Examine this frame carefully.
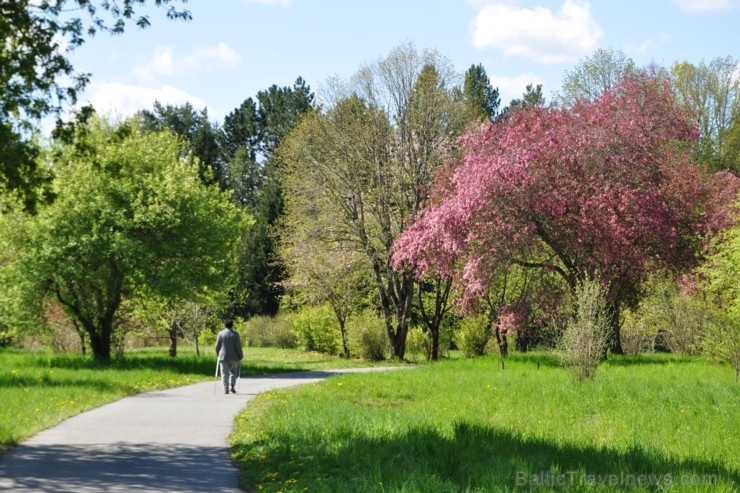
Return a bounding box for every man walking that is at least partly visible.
[215,319,243,394]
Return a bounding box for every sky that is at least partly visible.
[66,0,740,124]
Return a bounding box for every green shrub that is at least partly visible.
[557,277,610,381]
[347,310,388,361]
[244,315,298,348]
[288,304,339,355]
[405,325,429,362]
[455,314,490,358]
[0,325,16,347]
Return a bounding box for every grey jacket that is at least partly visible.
[215,327,243,361]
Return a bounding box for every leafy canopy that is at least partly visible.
[393,71,737,316]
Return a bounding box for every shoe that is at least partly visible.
[224,389,229,394]
[230,387,236,394]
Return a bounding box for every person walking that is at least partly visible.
[215,319,243,394]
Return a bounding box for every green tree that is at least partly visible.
[137,102,222,185]
[226,78,315,317]
[558,48,636,106]
[461,63,501,122]
[280,44,466,359]
[700,208,740,381]
[0,0,190,211]
[671,56,740,173]
[0,118,246,361]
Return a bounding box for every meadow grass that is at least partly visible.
[231,353,740,492]
[0,345,386,454]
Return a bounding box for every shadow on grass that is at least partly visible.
[236,421,738,492]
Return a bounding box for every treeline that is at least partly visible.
[1,0,739,369]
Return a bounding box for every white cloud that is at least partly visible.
[132,43,241,82]
[469,0,603,63]
[82,81,208,118]
[673,0,740,12]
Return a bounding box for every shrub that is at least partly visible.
[244,315,297,348]
[557,276,610,381]
[347,310,387,361]
[455,314,490,358]
[620,309,653,355]
[405,325,429,362]
[288,304,339,355]
[701,308,740,383]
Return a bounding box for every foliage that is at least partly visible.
[0,118,247,361]
[393,70,739,354]
[558,48,636,106]
[243,315,298,349]
[671,56,740,173]
[404,326,429,362]
[137,102,222,185]
[347,310,388,361]
[280,43,469,359]
[461,63,501,122]
[232,354,740,492]
[455,314,490,358]
[287,304,340,355]
[227,79,315,318]
[0,0,190,209]
[557,276,611,381]
[700,211,740,380]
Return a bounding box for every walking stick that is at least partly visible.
[236,361,241,394]
[213,359,220,395]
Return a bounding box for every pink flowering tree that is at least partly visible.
[393,71,739,353]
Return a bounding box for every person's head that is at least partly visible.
[225,319,234,329]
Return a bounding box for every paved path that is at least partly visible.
[0,369,392,492]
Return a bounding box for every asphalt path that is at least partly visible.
[0,368,394,492]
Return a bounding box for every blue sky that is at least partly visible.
[67,0,740,124]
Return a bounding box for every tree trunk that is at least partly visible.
[430,328,440,360]
[608,302,624,355]
[88,324,112,362]
[495,325,508,358]
[168,320,178,358]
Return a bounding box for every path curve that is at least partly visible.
[0,368,394,492]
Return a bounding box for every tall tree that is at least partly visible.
[462,63,501,122]
[0,118,246,361]
[137,102,222,184]
[226,78,315,317]
[671,56,740,173]
[0,0,190,211]
[393,71,739,354]
[280,44,465,359]
[558,48,636,106]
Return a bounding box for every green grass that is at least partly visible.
[231,353,740,492]
[0,345,390,454]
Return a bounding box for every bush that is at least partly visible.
[288,304,340,355]
[405,325,429,362]
[455,314,490,358]
[347,310,388,361]
[620,309,653,355]
[557,276,610,381]
[244,315,297,348]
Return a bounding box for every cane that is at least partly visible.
[213,359,220,395]
[236,361,241,393]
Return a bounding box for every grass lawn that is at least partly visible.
[230,353,740,492]
[0,345,389,454]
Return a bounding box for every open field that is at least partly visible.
[231,353,740,492]
[0,346,392,454]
